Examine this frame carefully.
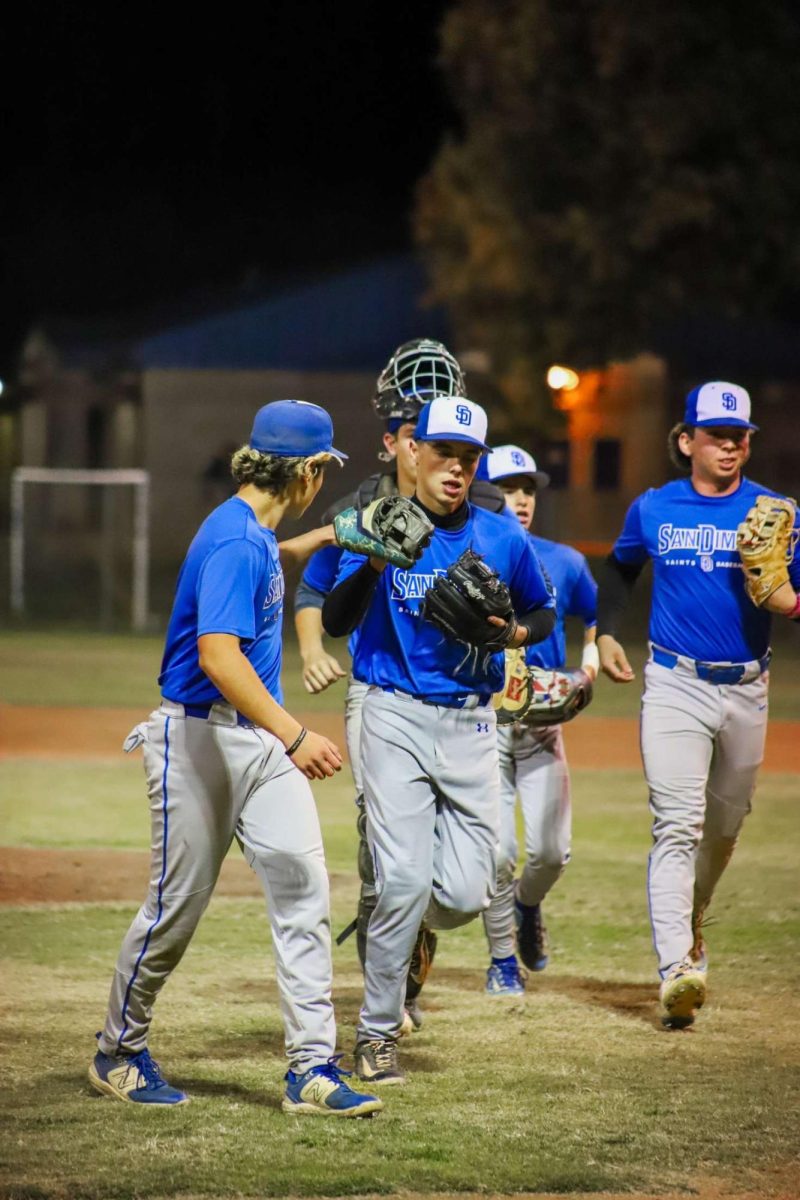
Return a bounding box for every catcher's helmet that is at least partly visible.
[373,338,466,420]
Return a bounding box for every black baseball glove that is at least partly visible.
[422,548,517,655]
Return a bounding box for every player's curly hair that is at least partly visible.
[230,446,331,493]
[667,423,693,472]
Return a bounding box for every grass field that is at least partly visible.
[1,632,799,1199]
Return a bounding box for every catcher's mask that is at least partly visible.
[373,338,466,421]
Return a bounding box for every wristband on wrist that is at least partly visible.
[581,641,600,675]
[285,728,307,756]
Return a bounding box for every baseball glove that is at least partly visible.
[523,667,594,727]
[493,648,534,724]
[334,495,434,569]
[736,494,798,606]
[422,548,517,654]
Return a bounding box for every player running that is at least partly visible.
[294,339,506,1031]
[482,445,598,995]
[596,382,800,1028]
[322,398,556,1084]
[89,400,382,1118]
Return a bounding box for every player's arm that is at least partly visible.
[197,633,342,781]
[569,555,600,679]
[596,498,649,682]
[322,558,387,638]
[500,539,557,647]
[294,589,347,694]
[278,524,336,569]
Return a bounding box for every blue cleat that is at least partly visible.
[515,900,549,971]
[486,955,526,997]
[282,1056,383,1117]
[89,1041,189,1105]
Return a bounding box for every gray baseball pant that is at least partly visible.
[483,722,571,959]
[98,701,336,1073]
[641,656,768,977]
[357,686,501,1042]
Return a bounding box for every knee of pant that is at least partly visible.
[651,814,702,851]
[438,878,490,917]
[376,865,428,909]
[253,848,329,900]
[528,845,569,874]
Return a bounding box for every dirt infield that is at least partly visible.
[1,702,797,771]
[1,701,795,906]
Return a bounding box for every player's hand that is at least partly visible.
[488,615,527,647]
[598,634,635,683]
[289,730,343,780]
[301,647,347,694]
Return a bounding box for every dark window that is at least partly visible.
[539,439,569,489]
[594,439,621,490]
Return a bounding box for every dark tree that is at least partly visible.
[416,0,800,430]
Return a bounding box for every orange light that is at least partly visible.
[546,365,580,391]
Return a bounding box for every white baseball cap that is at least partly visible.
[487,444,551,489]
[413,396,490,451]
[684,381,758,431]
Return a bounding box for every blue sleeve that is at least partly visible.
[613,496,649,565]
[508,536,556,614]
[566,556,598,625]
[197,540,262,641]
[301,545,344,596]
[333,549,369,587]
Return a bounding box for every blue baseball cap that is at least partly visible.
[413,397,490,452]
[249,400,347,461]
[684,382,758,431]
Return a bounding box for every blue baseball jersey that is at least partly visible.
[159,496,286,705]
[614,477,800,662]
[525,534,597,670]
[335,505,554,700]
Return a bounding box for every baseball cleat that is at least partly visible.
[515,900,549,971]
[282,1057,383,1118]
[486,955,526,997]
[659,957,707,1028]
[354,1038,406,1085]
[88,1043,189,1105]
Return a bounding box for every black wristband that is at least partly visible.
[286,728,307,756]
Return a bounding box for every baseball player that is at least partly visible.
[482,445,598,995]
[322,397,556,1084]
[89,400,382,1117]
[596,381,800,1028]
[294,339,507,1032]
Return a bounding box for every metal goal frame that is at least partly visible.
[10,467,150,630]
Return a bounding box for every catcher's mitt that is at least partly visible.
[334,495,434,569]
[736,494,798,606]
[422,548,517,653]
[523,667,594,727]
[493,648,533,725]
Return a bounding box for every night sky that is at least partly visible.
[2,3,451,372]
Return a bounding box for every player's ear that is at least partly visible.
[382,431,397,457]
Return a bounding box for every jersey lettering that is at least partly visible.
[389,567,446,601]
[657,524,737,556]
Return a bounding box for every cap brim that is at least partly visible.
[694,418,758,432]
[328,447,348,464]
[491,470,551,489]
[415,433,491,452]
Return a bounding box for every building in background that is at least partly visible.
[3,255,799,622]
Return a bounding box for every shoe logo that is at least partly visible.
[302,1078,334,1104]
[357,1058,381,1079]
